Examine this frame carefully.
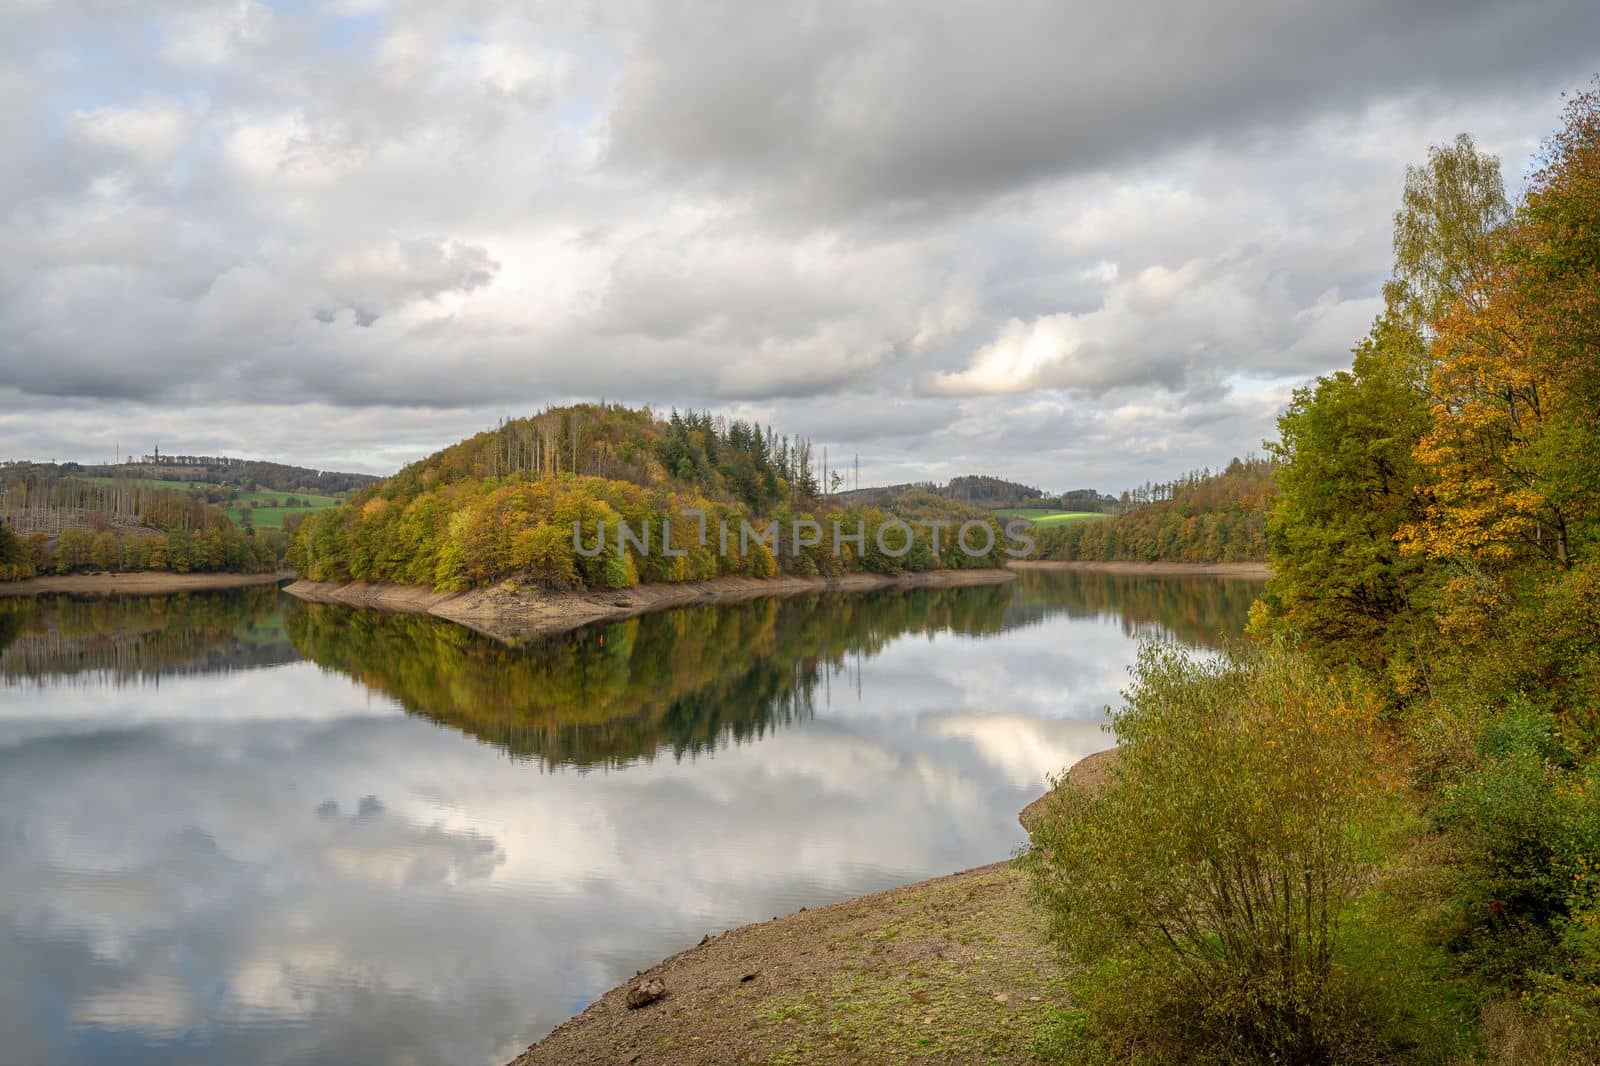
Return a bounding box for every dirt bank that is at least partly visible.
[1009,559,1270,578]
[1017,747,1120,832]
[286,568,1017,643]
[0,570,293,597]
[511,750,1117,1065]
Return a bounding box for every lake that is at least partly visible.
[0,569,1261,1065]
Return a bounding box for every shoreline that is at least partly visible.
[0,570,293,597]
[512,749,1119,1065]
[1010,559,1270,577]
[286,567,1017,643]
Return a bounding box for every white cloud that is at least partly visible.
[162,0,273,68]
[72,103,192,168]
[0,0,1590,490]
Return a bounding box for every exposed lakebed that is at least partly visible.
[0,568,1259,1065]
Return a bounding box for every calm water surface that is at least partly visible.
[0,570,1261,1065]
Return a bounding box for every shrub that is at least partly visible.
[1018,642,1399,1062]
[1437,704,1596,936]
[1433,698,1600,1061]
[0,521,34,581]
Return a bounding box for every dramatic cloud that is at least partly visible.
[0,0,1593,488]
[607,0,1599,220]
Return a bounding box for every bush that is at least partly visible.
[0,521,34,580]
[1018,642,1400,1062]
[1437,702,1596,936]
[1433,697,1600,1060]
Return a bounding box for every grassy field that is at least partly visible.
[226,489,339,529]
[84,476,341,529]
[994,508,1107,527]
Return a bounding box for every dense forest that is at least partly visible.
[1,456,378,495]
[1252,101,1600,1058]
[1030,457,1275,563]
[0,474,280,578]
[291,405,1010,591]
[1022,86,1600,1062]
[838,474,1119,512]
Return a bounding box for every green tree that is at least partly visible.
[0,521,34,581]
[1257,317,1432,674]
[1383,133,1510,344]
[56,529,93,574]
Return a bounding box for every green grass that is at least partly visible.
[227,489,339,529]
[83,477,340,529]
[994,508,1107,527]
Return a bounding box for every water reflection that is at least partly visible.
[287,584,1016,769]
[0,571,1259,1065]
[1,588,294,686]
[287,572,1257,771]
[1005,567,1262,647]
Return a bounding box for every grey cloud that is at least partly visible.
[592,234,860,342]
[607,0,1600,221]
[922,250,1379,398]
[318,238,500,322]
[0,0,1591,488]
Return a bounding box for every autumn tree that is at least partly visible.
[89,530,119,571]
[1258,134,1510,676]
[1401,88,1600,577]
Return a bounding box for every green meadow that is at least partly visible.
[226,489,340,529]
[993,508,1107,527]
[82,476,341,529]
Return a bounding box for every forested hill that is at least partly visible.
[837,475,1118,512]
[3,457,377,495]
[1031,457,1276,563]
[291,404,1011,591]
[376,405,823,511]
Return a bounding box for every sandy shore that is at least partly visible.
[0,570,293,597]
[511,750,1118,1065]
[1010,559,1270,578]
[1017,747,1120,831]
[287,567,1017,643]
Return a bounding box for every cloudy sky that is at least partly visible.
[1,1,1595,490]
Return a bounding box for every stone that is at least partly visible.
[626,978,666,1009]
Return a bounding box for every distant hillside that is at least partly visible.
[1031,457,1276,563]
[0,473,280,578]
[2,456,369,533]
[943,475,1051,509]
[291,404,1013,591]
[3,457,378,495]
[837,475,1118,513]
